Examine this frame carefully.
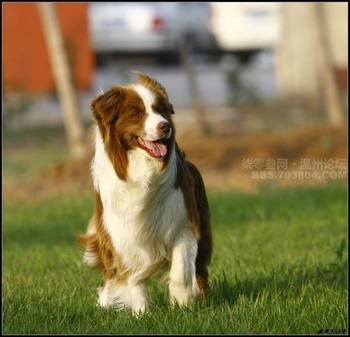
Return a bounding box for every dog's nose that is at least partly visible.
[158,121,171,134]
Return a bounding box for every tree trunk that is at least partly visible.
[276,3,320,100]
[276,3,344,126]
[38,2,86,158]
[313,3,344,126]
[179,36,212,136]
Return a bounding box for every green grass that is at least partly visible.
[3,124,69,180]
[3,184,348,334]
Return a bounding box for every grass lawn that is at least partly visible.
[3,183,348,334]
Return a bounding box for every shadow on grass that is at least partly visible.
[207,260,347,307]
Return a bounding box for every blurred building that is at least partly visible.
[3,3,94,94]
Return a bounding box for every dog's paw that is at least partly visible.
[131,305,148,318]
[169,282,196,307]
[97,286,111,308]
[96,285,126,310]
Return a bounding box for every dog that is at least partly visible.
[79,73,212,315]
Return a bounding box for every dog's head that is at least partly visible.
[92,73,175,180]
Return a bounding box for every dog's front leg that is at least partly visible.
[169,228,199,306]
[97,279,149,315]
[129,281,150,315]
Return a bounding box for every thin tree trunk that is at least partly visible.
[313,3,344,126]
[38,2,86,158]
[179,37,211,136]
[276,4,320,99]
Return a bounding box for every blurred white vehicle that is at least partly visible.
[88,2,217,63]
[209,2,280,63]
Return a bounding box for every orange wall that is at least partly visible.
[3,3,94,94]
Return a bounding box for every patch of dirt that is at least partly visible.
[179,125,346,169]
[199,125,347,190]
[4,124,347,201]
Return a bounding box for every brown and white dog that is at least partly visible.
[79,73,212,315]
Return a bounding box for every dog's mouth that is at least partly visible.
[137,137,168,159]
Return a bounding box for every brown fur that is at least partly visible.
[78,192,128,282]
[91,86,147,181]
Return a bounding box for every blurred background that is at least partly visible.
[3,2,348,196]
[3,4,348,333]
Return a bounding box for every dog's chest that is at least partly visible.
[92,145,188,269]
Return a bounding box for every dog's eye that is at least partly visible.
[157,104,169,116]
[168,103,174,115]
[157,106,165,114]
[130,109,141,118]
[156,103,174,115]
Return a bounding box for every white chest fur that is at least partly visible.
[91,129,188,278]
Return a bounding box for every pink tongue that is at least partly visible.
[144,140,167,157]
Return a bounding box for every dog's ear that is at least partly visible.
[91,87,125,140]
